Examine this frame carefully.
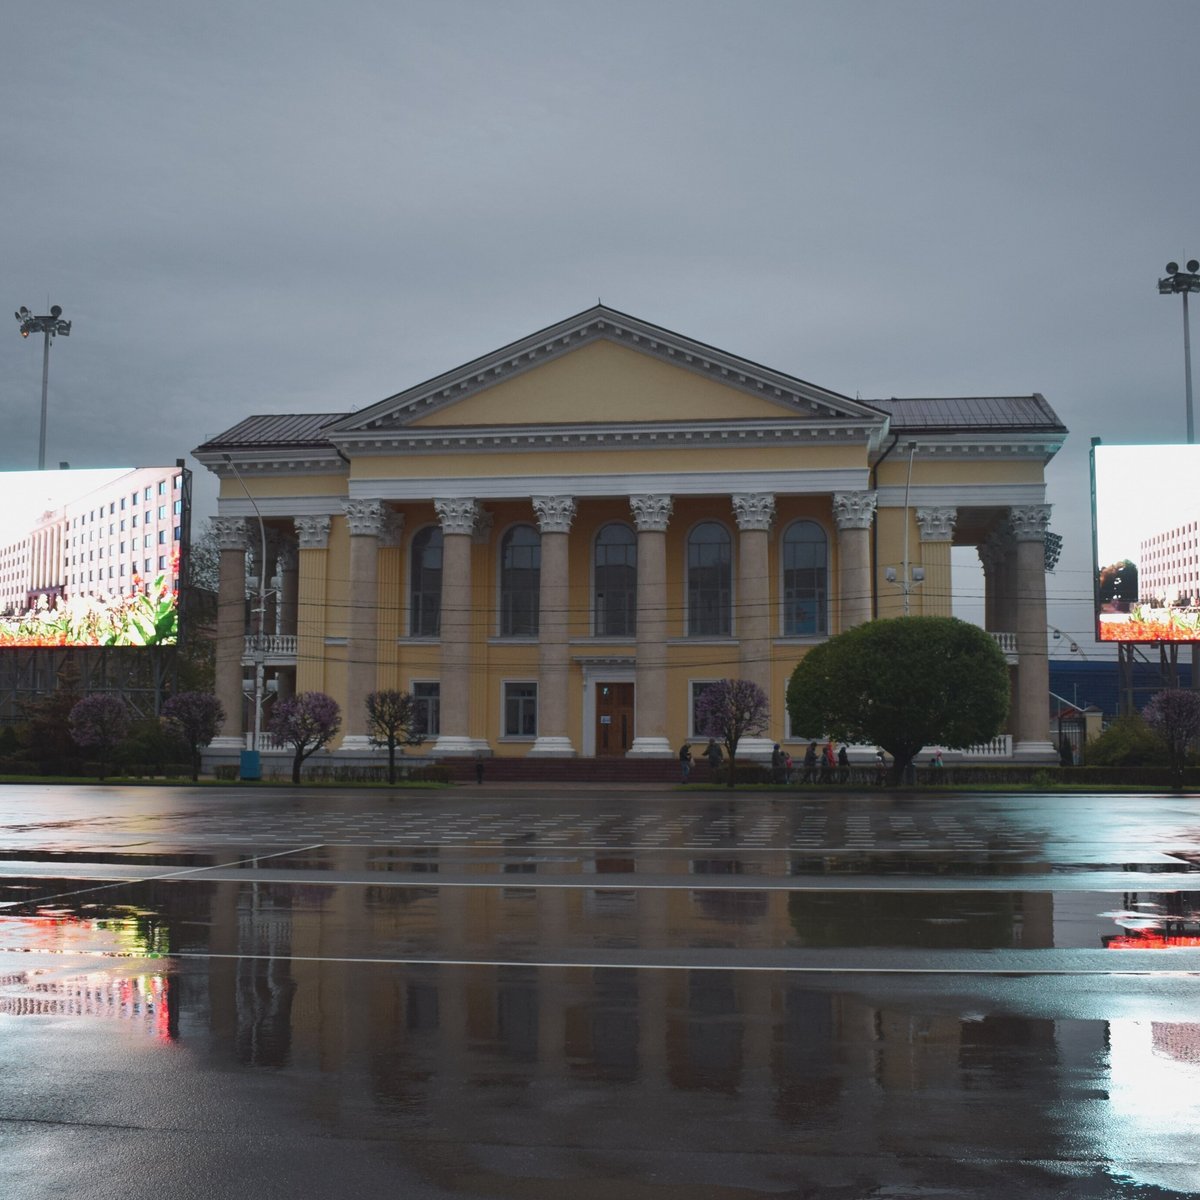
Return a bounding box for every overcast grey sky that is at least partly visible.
[4,1,1199,646]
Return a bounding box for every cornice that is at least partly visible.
[871,433,1065,464]
[330,417,882,457]
[195,448,347,478]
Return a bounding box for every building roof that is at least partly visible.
[195,413,346,452]
[869,394,1065,432]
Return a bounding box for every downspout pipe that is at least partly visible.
[869,431,901,620]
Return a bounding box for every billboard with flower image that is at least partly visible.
[1093,443,1200,642]
[0,466,186,647]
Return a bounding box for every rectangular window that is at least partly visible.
[173,500,182,515]
[158,530,166,544]
[144,486,153,501]
[413,682,440,737]
[158,555,166,571]
[504,682,538,737]
[131,514,138,527]
[158,481,167,495]
[158,505,166,520]
[120,497,126,511]
[690,680,720,738]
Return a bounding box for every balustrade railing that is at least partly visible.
[243,634,297,658]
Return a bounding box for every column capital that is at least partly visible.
[1010,504,1051,542]
[532,495,577,534]
[832,490,877,530]
[471,508,494,545]
[976,540,1002,574]
[212,517,248,551]
[295,515,331,550]
[732,493,775,532]
[916,506,957,542]
[377,510,405,549]
[630,494,673,532]
[276,541,298,572]
[435,497,479,536]
[344,498,391,538]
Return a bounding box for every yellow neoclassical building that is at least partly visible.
[193,305,1066,766]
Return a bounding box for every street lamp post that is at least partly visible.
[1157,260,1200,444]
[14,304,72,470]
[222,454,268,753]
[1158,260,1200,696]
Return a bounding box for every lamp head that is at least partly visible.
[1168,261,1180,274]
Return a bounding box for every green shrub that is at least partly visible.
[1084,715,1167,767]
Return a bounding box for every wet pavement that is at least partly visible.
[2,785,1200,1198]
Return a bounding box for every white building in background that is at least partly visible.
[1139,520,1200,605]
[0,467,184,614]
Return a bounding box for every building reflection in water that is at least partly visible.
[5,850,1199,1192]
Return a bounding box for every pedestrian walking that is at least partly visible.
[679,741,693,783]
[837,743,849,783]
[705,737,723,782]
[874,747,887,786]
[771,743,785,784]
[801,741,818,783]
[821,739,836,783]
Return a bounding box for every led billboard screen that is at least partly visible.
[0,466,186,647]
[1093,443,1200,642]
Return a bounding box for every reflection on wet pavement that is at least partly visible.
[4,788,1200,1197]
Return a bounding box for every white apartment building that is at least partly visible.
[0,467,184,614]
[1139,519,1200,605]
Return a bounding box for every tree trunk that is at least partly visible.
[292,750,303,785]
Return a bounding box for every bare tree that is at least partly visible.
[365,689,426,784]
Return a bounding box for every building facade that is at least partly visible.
[193,306,1066,763]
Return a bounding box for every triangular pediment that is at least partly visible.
[327,305,887,439]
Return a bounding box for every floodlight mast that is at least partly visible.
[13,304,72,470]
[1158,260,1200,444]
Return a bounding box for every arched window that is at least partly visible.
[687,521,731,636]
[409,525,443,636]
[594,523,637,637]
[500,524,540,636]
[782,520,828,636]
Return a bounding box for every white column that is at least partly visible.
[211,517,247,749]
[1011,504,1056,762]
[432,498,479,755]
[628,494,673,757]
[832,490,876,629]
[732,493,775,761]
[530,495,577,756]
[340,499,390,751]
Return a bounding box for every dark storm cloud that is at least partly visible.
[3,1,1199,641]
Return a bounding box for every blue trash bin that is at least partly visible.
[239,750,261,781]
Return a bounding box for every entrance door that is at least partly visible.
[595,683,634,756]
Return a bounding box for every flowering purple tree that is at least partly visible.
[163,691,226,781]
[69,693,131,781]
[1143,688,1200,788]
[695,679,770,788]
[268,691,341,784]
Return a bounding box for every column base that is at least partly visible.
[528,737,577,758]
[432,735,489,757]
[736,736,776,762]
[338,735,377,753]
[1013,739,1058,763]
[626,737,673,758]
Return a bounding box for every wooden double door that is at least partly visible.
[594,682,634,756]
